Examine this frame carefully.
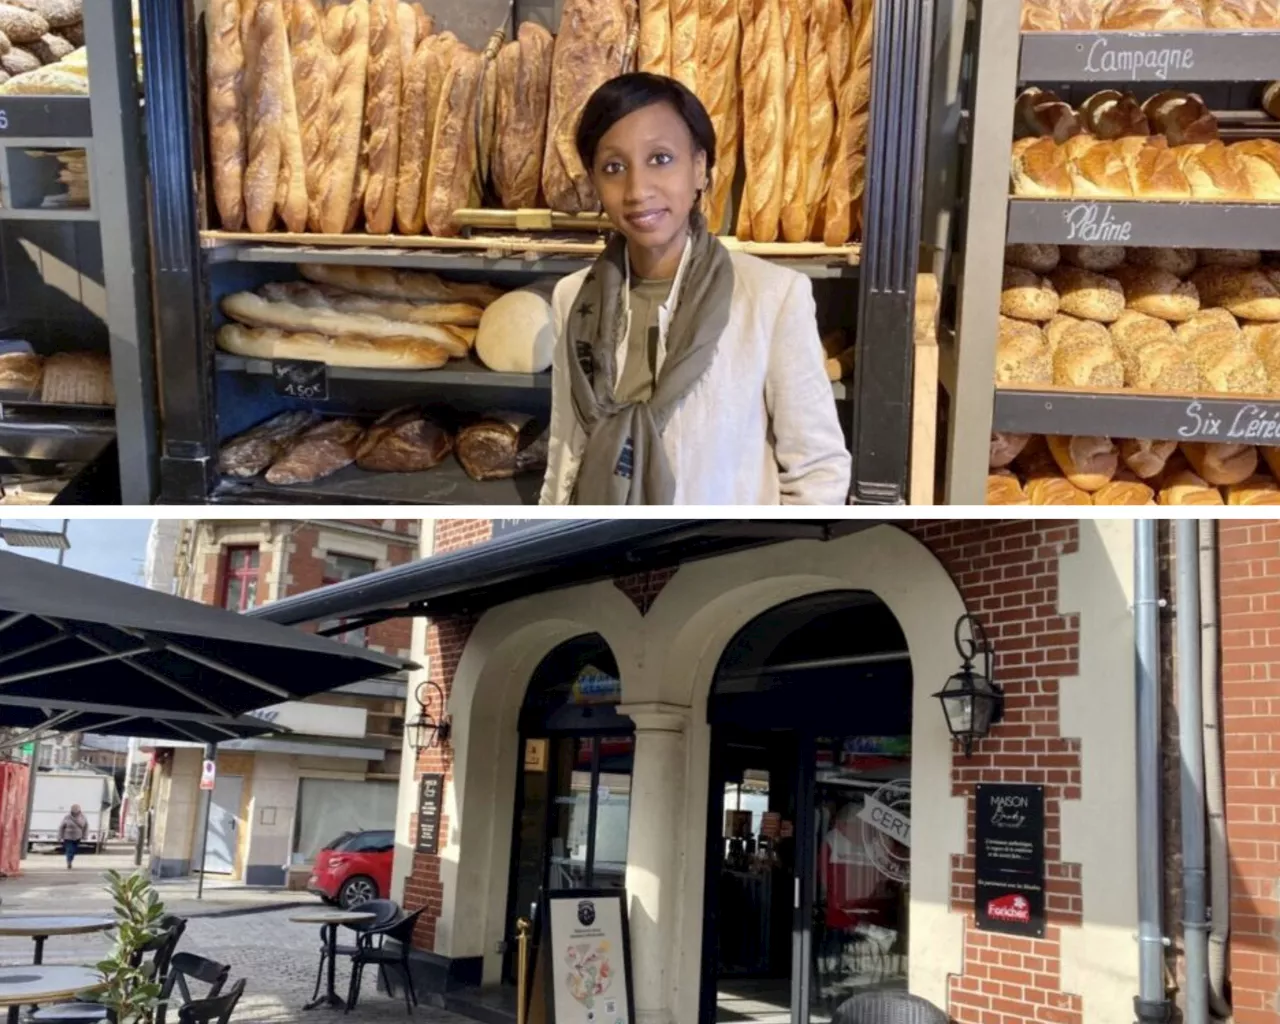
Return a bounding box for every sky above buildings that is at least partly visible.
[1,518,154,584]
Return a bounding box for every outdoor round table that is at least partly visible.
[0,965,102,1024]
[0,917,115,965]
[290,910,375,1010]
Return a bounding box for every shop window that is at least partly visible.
[316,553,377,646]
[219,546,260,612]
[292,777,398,865]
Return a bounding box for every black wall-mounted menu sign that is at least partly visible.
[490,519,544,539]
[272,359,329,401]
[0,97,92,138]
[415,773,443,856]
[975,784,1046,938]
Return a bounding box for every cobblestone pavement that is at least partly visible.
[0,909,471,1022]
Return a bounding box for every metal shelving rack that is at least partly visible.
[142,0,940,506]
[944,4,1280,505]
[0,3,158,504]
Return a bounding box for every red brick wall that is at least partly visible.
[909,520,1084,1024]
[614,567,678,615]
[435,519,494,553]
[1217,521,1280,1024]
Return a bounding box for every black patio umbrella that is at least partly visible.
[0,703,280,746]
[0,550,415,731]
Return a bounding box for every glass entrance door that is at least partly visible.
[704,730,911,1024]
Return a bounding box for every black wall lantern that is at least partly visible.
[932,614,1003,758]
[406,680,451,751]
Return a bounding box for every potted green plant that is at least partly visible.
[91,870,166,1023]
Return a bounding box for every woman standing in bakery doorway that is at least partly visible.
[540,73,851,505]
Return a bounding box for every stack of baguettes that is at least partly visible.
[206,0,558,237]
[1010,88,1280,201]
[638,0,870,244]
[1021,0,1280,31]
[988,434,1280,506]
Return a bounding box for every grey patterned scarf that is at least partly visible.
[565,221,734,505]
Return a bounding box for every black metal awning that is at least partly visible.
[0,704,278,746]
[0,550,415,728]
[252,520,882,630]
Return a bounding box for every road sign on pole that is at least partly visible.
[200,760,216,791]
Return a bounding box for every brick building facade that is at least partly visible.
[144,519,420,888]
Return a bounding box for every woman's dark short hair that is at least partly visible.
[575,72,717,173]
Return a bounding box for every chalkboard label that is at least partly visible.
[1081,37,1196,80]
[272,359,329,401]
[416,773,443,856]
[1179,400,1280,443]
[0,98,92,138]
[1061,204,1132,244]
[1020,32,1280,84]
[975,784,1046,938]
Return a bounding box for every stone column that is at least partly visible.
[617,703,690,1024]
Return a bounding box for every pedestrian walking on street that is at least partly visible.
[58,804,88,869]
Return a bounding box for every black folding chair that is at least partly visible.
[176,978,246,1024]
[156,953,231,1024]
[311,899,402,1003]
[33,919,186,1023]
[345,907,426,1015]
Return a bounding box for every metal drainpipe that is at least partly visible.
[1198,520,1232,1020]
[1135,520,1172,1024]
[1177,520,1209,1024]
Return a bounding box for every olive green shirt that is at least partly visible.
[615,276,675,404]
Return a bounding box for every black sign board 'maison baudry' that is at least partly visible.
[974,784,1046,938]
[416,773,443,856]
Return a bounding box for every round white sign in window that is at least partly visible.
[856,780,911,883]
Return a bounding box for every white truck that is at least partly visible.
[27,771,115,852]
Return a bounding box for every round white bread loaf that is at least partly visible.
[474,288,555,374]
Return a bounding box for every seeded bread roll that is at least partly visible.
[1111,310,1177,352]
[0,44,36,74]
[1111,265,1201,322]
[1006,244,1060,274]
[1199,249,1262,270]
[1182,442,1259,487]
[1050,266,1126,323]
[1190,330,1270,393]
[1052,332,1125,389]
[1177,308,1240,344]
[1045,314,1087,350]
[1191,267,1280,322]
[1122,439,1178,480]
[0,4,46,44]
[987,470,1030,506]
[1002,266,1060,322]
[995,329,1053,387]
[1127,247,1197,277]
[1063,246,1126,273]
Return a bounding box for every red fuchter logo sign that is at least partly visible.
[986,893,1032,925]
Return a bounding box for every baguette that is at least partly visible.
[493,24,554,211]
[299,262,504,306]
[217,323,452,369]
[263,1,309,233]
[424,46,484,237]
[802,0,836,240]
[478,36,501,193]
[419,31,459,217]
[779,0,809,243]
[243,0,286,233]
[737,0,785,242]
[396,28,435,234]
[671,0,697,94]
[639,0,671,76]
[699,0,741,234]
[206,0,246,231]
[397,1,418,66]
[290,0,336,233]
[261,280,483,329]
[222,290,469,353]
[825,0,872,246]
[317,0,370,235]
[363,0,402,234]
[543,0,631,214]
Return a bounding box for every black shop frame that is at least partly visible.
[139,0,938,505]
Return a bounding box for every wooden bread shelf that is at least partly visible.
[215,352,551,391]
[993,384,1280,446]
[200,231,862,278]
[1019,30,1280,83]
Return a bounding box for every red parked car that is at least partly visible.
[308,829,395,909]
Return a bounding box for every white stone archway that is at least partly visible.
[434,580,644,983]
[622,524,971,1024]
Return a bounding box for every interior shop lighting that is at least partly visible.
[932,614,1004,758]
[406,679,452,752]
